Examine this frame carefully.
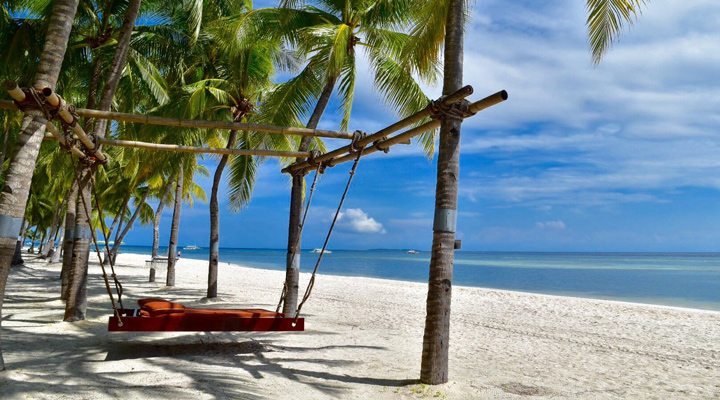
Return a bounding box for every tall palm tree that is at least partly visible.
[418,0,649,385]
[0,0,80,370]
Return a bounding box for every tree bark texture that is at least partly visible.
[166,168,183,287]
[63,167,93,321]
[282,76,337,316]
[207,130,239,298]
[60,179,78,299]
[0,0,80,370]
[420,0,465,385]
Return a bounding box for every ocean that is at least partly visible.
[121,246,720,311]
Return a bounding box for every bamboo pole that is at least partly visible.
[1,96,353,140]
[98,138,310,158]
[284,85,475,174]
[4,81,25,102]
[292,90,508,174]
[42,88,107,162]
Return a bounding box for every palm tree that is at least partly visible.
[418,0,648,385]
[0,0,80,370]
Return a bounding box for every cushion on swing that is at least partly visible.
[139,299,186,316]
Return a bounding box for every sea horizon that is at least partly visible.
[114,245,720,312]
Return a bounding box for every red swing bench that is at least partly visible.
[108,298,304,332]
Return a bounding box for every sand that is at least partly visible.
[0,252,719,399]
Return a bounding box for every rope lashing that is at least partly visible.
[305,149,325,174]
[293,146,364,323]
[429,98,477,121]
[9,86,53,120]
[276,161,323,313]
[350,130,367,153]
[373,138,389,153]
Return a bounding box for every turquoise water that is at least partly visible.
[123,246,720,311]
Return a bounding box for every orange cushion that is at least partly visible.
[137,298,167,307]
[140,299,186,316]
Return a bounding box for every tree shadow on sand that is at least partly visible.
[1,261,419,399]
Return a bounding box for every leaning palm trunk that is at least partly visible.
[207,130,239,298]
[282,76,337,316]
[152,179,173,259]
[420,0,465,385]
[51,213,65,263]
[60,180,78,299]
[65,0,142,321]
[42,205,63,258]
[109,191,149,263]
[166,168,184,287]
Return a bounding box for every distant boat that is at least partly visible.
[311,248,331,254]
[406,250,419,254]
[183,245,200,250]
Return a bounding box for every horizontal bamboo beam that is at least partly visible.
[290,90,508,175]
[98,138,311,158]
[0,98,352,140]
[284,85,475,174]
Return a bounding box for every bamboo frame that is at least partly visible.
[0,99,353,140]
[284,85,475,174]
[289,90,508,175]
[98,138,310,158]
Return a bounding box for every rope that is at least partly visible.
[293,146,364,323]
[92,184,125,311]
[276,162,323,313]
[71,159,124,326]
[429,99,476,120]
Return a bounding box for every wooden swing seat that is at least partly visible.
[107,298,304,332]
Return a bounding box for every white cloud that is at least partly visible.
[337,208,386,234]
[536,220,566,231]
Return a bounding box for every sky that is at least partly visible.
[124,0,720,252]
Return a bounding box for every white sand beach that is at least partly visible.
[1,253,719,399]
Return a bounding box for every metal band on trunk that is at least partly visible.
[433,208,457,233]
[0,214,23,239]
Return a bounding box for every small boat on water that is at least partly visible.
[406,249,419,254]
[311,248,332,254]
[183,245,200,250]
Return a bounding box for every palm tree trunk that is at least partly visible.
[152,179,173,259]
[51,212,65,263]
[29,229,38,253]
[0,123,9,174]
[37,229,47,256]
[42,206,63,258]
[420,0,466,385]
[11,217,27,266]
[61,180,78,299]
[207,130,239,298]
[166,168,184,287]
[65,0,142,321]
[64,168,92,321]
[282,76,337,316]
[110,190,149,263]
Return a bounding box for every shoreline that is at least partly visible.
[124,251,720,314]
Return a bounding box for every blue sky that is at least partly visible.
[125,0,720,252]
